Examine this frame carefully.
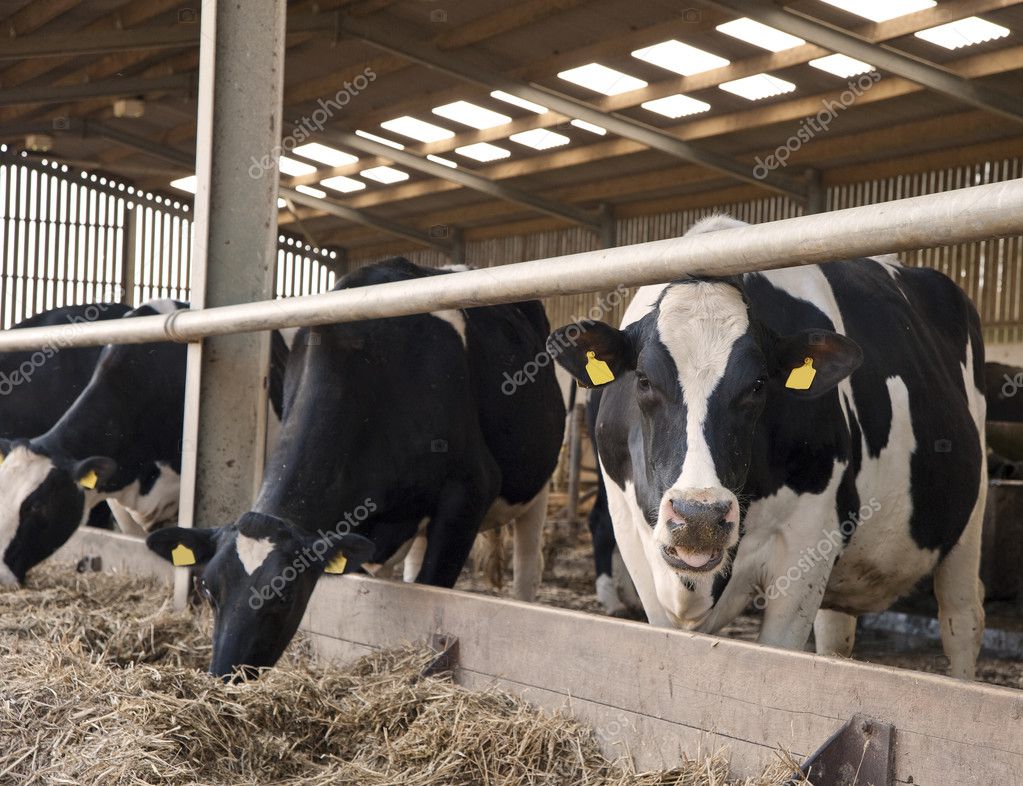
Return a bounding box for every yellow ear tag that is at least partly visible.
[171,544,196,567]
[0,453,5,465]
[78,470,98,490]
[785,357,817,390]
[584,351,615,386]
[324,554,347,575]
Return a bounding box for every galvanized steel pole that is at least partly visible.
[1,179,1022,352]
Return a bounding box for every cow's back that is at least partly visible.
[0,303,132,438]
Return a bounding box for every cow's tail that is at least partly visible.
[470,528,506,590]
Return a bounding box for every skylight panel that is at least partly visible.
[432,101,511,130]
[292,143,358,167]
[641,94,711,118]
[455,143,511,162]
[170,175,196,194]
[426,154,458,168]
[817,0,935,23]
[490,90,548,114]
[809,53,874,77]
[355,130,405,150]
[320,175,366,193]
[719,73,796,100]
[278,156,317,177]
[716,18,805,52]
[360,166,410,184]
[914,17,1010,49]
[571,119,607,135]
[380,116,454,143]
[631,40,730,76]
[295,185,326,199]
[558,63,647,95]
[509,128,571,150]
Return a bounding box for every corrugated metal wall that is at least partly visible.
[368,163,1022,344]
[0,151,336,329]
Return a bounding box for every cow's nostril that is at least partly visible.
[666,517,686,534]
[669,498,731,529]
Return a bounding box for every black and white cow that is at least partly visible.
[0,299,288,586]
[550,216,987,679]
[147,258,566,677]
[0,302,132,438]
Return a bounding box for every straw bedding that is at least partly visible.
[0,565,794,785]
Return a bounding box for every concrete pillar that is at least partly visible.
[175,0,286,608]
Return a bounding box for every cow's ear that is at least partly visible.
[774,329,863,399]
[547,320,636,389]
[146,527,222,567]
[71,456,117,490]
[309,531,375,575]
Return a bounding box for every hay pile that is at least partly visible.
[0,566,795,785]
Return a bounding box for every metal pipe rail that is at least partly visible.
[1,178,1022,352]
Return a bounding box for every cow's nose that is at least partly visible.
[669,498,731,530]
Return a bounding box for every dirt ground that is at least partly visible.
[455,497,1023,691]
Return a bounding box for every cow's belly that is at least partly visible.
[823,517,940,615]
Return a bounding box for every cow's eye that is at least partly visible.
[636,372,651,391]
[752,377,766,393]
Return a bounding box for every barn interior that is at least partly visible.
[0,1,1022,782]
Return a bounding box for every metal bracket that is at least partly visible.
[787,714,894,786]
[422,633,459,678]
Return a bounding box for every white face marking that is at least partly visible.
[430,309,467,347]
[111,464,181,531]
[653,283,746,544]
[0,446,59,586]
[235,533,276,575]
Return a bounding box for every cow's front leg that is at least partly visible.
[758,529,840,650]
[417,475,498,588]
[814,609,857,657]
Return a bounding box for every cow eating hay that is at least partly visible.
[0,566,794,785]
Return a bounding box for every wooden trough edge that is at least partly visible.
[53,528,1023,784]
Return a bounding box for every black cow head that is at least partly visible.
[147,511,374,679]
[548,279,861,581]
[0,438,117,585]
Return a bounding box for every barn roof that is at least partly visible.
[2,0,1020,258]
